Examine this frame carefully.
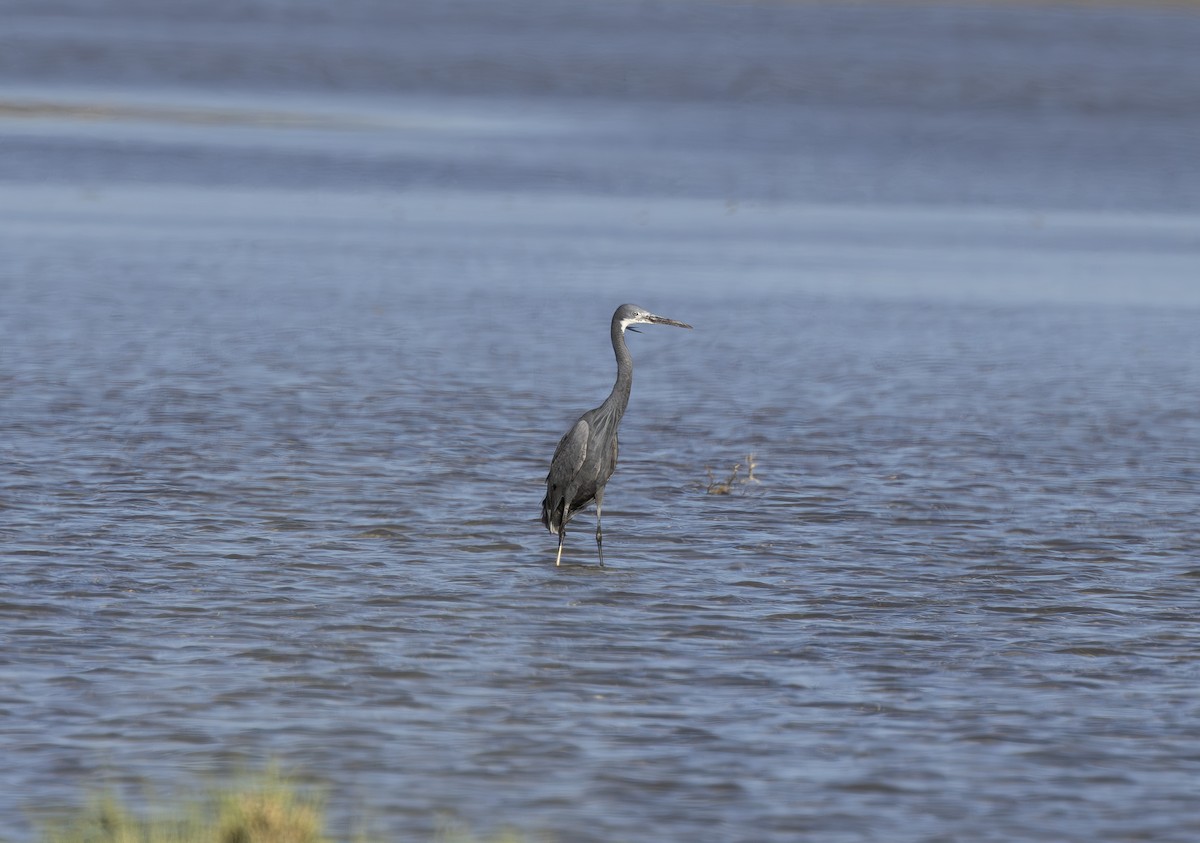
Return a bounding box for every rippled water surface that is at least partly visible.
[3,1,1200,841]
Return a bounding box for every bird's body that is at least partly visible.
[541,304,691,566]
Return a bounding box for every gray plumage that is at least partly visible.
[541,303,692,566]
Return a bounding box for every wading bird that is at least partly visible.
[541,304,692,566]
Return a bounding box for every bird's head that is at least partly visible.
[615,303,693,334]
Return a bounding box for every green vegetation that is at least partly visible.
[38,769,327,843]
[33,769,536,843]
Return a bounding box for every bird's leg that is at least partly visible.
[555,504,567,566]
[594,488,605,567]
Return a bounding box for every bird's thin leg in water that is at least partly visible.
[594,488,605,567]
[555,504,568,566]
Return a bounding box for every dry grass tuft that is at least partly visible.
[216,782,328,843]
[39,769,330,843]
[35,768,541,843]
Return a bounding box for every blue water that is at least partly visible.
[2,1,1199,841]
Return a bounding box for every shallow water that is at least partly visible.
[3,1,1200,841]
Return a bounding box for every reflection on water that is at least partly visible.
[2,0,1200,841]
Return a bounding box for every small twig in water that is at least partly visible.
[706,453,760,494]
[743,453,760,484]
[706,462,742,494]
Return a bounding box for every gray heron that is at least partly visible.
[540,303,692,566]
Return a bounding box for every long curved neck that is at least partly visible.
[599,317,633,422]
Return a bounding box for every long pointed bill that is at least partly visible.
[645,314,693,329]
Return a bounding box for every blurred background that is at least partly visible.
[4,0,1199,211]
